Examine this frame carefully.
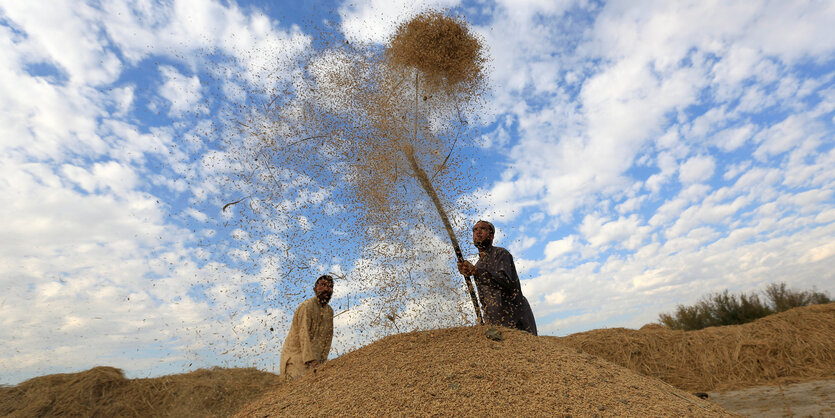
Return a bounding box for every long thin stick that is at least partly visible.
[408,72,483,325]
[406,147,483,325]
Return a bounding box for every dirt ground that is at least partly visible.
[707,378,835,417]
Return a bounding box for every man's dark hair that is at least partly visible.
[473,220,495,235]
[315,274,334,288]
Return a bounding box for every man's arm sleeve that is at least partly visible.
[298,303,316,364]
[485,250,518,291]
[322,310,334,361]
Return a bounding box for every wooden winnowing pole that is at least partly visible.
[406,71,483,325]
[405,145,484,325]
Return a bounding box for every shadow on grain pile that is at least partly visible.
[0,366,280,417]
[237,326,730,417]
[557,303,835,392]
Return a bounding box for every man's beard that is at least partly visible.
[317,292,332,304]
[474,237,492,251]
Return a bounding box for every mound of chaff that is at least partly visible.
[236,326,729,416]
[5,305,831,415]
[0,367,280,417]
[558,303,835,391]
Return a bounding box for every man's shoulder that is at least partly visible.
[492,246,512,257]
[297,297,333,314]
[296,296,318,310]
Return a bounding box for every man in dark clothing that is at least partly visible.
[457,220,537,335]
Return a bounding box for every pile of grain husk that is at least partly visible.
[558,303,835,392]
[0,366,280,417]
[237,326,729,416]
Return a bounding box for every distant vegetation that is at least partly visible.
[659,282,831,331]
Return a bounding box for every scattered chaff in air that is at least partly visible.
[200,9,490,359]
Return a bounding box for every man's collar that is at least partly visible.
[478,244,494,258]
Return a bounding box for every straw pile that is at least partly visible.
[236,326,730,417]
[0,366,280,417]
[558,303,835,391]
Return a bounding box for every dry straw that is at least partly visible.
[558,303,835,391]
[0,367,280,417]
[386,10,486,97]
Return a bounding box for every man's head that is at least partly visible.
[472,220,495,250]
[314,275,334,305]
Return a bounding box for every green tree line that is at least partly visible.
[659,282,831,331]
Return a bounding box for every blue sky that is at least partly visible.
[1,0,833,385]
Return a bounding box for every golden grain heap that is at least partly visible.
[237,326,731,417]
[558,302,835,391]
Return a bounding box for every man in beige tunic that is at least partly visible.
[280,275,334,381]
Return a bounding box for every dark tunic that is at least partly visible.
[473,246,537,335]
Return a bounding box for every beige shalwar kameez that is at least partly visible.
[280,296,334,380]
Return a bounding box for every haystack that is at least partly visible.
[558,303,835,391]
[237,326,730,416]
[0,366,280,417]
